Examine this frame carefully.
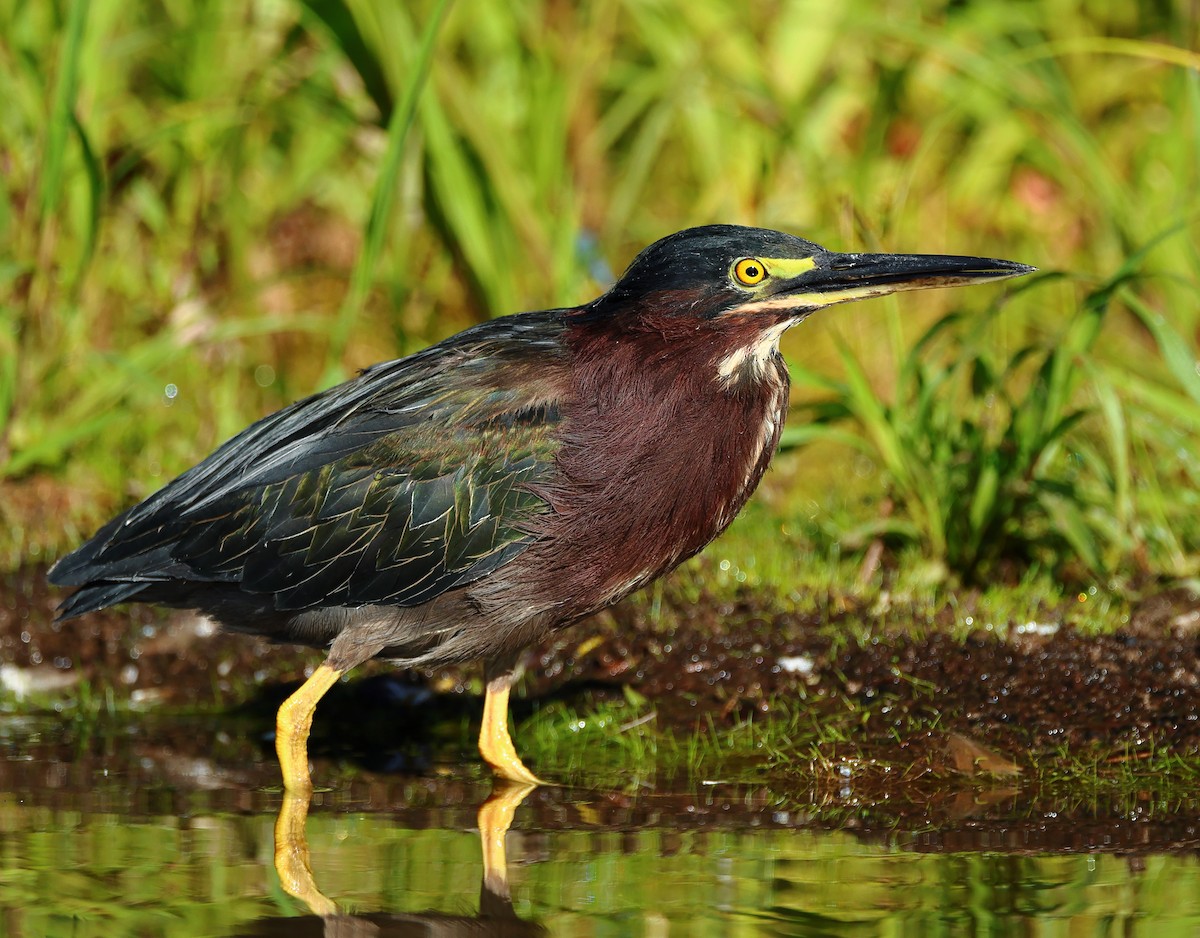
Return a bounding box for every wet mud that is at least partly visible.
[5,565,1200,854]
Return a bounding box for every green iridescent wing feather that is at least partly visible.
[50,314,566,614]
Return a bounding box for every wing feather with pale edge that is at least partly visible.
[49,313,567,613]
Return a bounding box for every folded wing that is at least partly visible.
[50,313,568,617]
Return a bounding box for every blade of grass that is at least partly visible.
[1103,367,1200,429]
[37,0,88,225]
[322,0,453,386]
[67,111,103,295]
[297,0,395,122]
[1085,366,1131,529]
[1121,288,1200,407]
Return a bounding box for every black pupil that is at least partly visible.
[745,264,759,278]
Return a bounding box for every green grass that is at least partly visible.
[2,1,1199,589]
[513,684,1200,819]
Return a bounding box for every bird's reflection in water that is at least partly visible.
[239,781,545,937]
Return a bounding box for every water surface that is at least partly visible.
[2,715,1199,936]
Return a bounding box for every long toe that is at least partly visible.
[479,678,546,786]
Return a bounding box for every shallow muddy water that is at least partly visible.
[3,715,1200,937]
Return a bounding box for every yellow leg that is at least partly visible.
[479,676,544,786]
[478,780,536,898]
[276,663,342,792]
[273,789,338,917]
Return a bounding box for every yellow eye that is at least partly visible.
[733,257,768,287]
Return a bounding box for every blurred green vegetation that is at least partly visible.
[1,0,1198,589]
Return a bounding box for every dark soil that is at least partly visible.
[7,565,1200,852]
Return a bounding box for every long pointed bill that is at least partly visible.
[758,251,1035,312]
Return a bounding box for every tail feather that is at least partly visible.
[54,581,148,621]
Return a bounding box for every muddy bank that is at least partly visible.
[523,583,1200,753]
[8,566,1200,748]
[6,566,1200,820]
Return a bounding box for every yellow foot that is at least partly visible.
[273,789,338,917]
[275,664,342,792]
[479,676,545,786]
[478,779,536,896]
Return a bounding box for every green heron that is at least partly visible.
[48,225,1033,788]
